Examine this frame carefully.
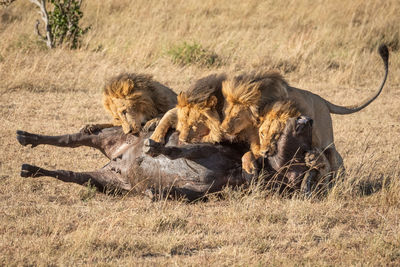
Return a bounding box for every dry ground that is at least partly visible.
[1,0,399,265]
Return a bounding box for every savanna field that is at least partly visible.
[0,0,399,265]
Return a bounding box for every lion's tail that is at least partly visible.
[325,44,389,115]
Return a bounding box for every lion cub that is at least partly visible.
[82,73,177,135]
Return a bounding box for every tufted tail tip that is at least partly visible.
[378,44,389,62]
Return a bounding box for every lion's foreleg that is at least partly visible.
[249,133,262,159]
[149,108,177,144]
[241,151,259,184]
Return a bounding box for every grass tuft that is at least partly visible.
[166,41,220,67]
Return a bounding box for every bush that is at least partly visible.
[47,0,90,48]
[167,41,220,67]
[31,0,90,49]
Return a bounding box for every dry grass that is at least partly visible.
[1,0,399,265]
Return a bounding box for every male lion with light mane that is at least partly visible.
[258,100,301,157]
[221,44,389,173]
[220,72,289,159]
[82,73,177,134]
[252,101,331,190]
[148,73,226,144]
[258,100,330,176]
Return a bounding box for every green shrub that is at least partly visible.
[48,0,90,49]
[167,41,220,67]
[30,0,90,49]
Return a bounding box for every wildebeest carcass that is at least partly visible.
[16,116,323,200]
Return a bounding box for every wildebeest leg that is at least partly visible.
[20,164,132,192]
[300,169,319,198]
[16,127,130,159]
[276,164,311,193]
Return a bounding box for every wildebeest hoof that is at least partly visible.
[300,170,317,198]
[242,170,254,184]
[20,164,42,178]
[16,130,38,148]
[242,169,259,185]
[144,188,156,201]
[143,138,163,157]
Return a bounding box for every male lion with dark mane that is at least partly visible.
[83,73,177,134]
[221,44,389,173]
[148,73,226,144]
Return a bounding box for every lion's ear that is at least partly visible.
[177,92,188,107]
[206,95,218,108]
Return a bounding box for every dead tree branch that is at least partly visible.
[29,0,53,48]
[34,19,45,40]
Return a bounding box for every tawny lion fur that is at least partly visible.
[221,45,389,172]
[258,100,301,157]
[85,73,177,135]
[150,73,226,144]
[221,72,289,157]
[244,100,331,182]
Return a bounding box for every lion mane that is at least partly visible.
[221,71,289,118]
[258,100,301,157]
[149,73,226,144]
[176,74,226,143]
[103,73,174,117]
[82,73,177,135]
[219,72,289,157]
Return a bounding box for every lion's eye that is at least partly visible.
[121,110,127,115]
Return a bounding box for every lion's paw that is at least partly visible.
[305,148,330,176]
